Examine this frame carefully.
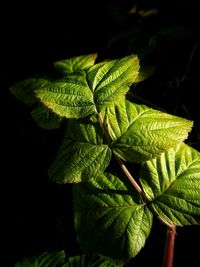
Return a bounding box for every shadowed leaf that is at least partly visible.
[10,77,50,106]
[14,251,65,267]
[31,104,65,130]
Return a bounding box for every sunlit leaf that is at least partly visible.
[49,119,112,183]
[54,53,98,74]
[101,100,193,162]
[140,143,200,226]
[73,172,153,263]
[87,54,140,107]
[35,72,96,119]
[35,55,141,119]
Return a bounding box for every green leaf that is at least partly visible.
[49,119,112,183]
[14,251,65,267]
[87,54,140,107]
[9,77,50,106]
[31,104,64,130]
[62,255,121,267]
[35,72,96,119]
[54,53,98,74]
[140,143,200,226]
[73,172,153,263]
[35,55,140,119]
[62,255,87,267]
[101,100,193,162]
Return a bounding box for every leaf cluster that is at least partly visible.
[10,53,200,265]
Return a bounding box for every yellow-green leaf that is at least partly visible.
[54,53,98,74]
[140,143,200,226]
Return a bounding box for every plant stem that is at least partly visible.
[114,155,147,200]
[97,112,112,144]
[97,111,147,201]
[163,225,176,267]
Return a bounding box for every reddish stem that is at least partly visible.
[163,225,176,267]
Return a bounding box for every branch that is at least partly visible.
[114,155,148,201]
[163,225,177,267]
[97,111,147,201]
[97,112,111,144]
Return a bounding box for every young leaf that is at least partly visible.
[35,72,96,119]
[73,172,153,263]
[35,55,140,119]
[49,119,112,183]
[101,100,193,162]
[14,251,65,267]
[9,77,50,106]
[140,143,200,226]
[87,54,140,107]
[31,104,65,130]
[54,53,98,74]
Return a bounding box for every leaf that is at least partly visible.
[35,55,140,119]
[87,54,140,107]
[101,100,193,162]
[14,251,65,267]
[73,172,153,263]
[62,254,121,267]
[134,65,156,83]
[54,53,98,74]
[140,143,200,226]
[31,104,64,130]
[49,119,112,183]
[9,77,50,106]
[62,255,87,267]
[35,72,96,119]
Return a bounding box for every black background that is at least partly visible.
[1,1,200,266]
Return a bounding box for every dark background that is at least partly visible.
[1,1,200,266]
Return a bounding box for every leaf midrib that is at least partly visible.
[152,157,200,200]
